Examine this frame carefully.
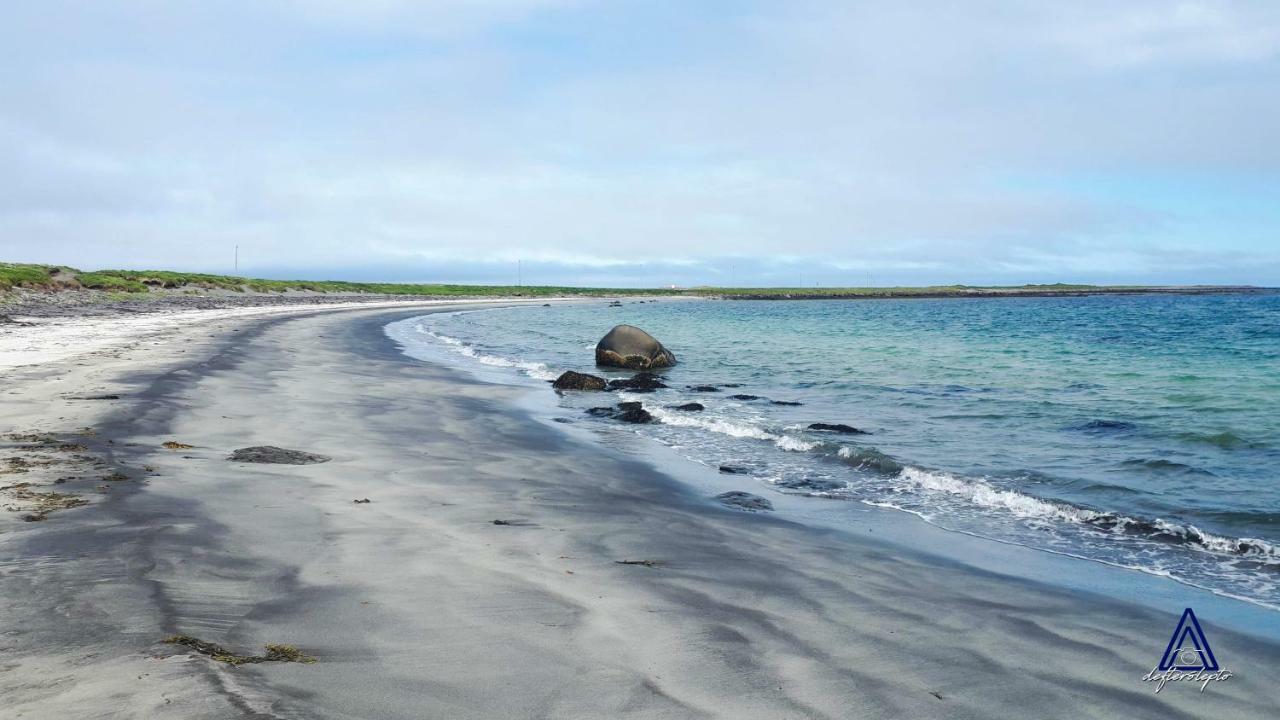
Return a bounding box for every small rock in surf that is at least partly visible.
[671,402,705,412]
[552,370,607,391]
[807,423,868,435]
[617,407,654,424]
[607,372,668,392]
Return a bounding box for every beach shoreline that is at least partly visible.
[2,302,1278,719]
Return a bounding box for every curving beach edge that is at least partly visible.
[2,301,1278,719]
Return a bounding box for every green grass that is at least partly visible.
[0,262,1248,300]
[76,272,149,292]
[0,263,58,290]
[84,270,680,297]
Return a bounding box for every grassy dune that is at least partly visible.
[0,262,1259,300]
[0,264,669,298]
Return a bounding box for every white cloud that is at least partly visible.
[0,1,1277,283]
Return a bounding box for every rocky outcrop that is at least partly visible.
[551,370,607,391]
[595,325,676,370]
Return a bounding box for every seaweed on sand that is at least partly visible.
[163,635,316,665]
[6,483,88,521]
[615,559,664,568]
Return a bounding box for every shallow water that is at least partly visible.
[386,293,1280,609]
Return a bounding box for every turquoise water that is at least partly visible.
[386,294,1280,608]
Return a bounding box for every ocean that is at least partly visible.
[386,293,1280,609]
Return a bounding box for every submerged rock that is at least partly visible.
[596,325,676,370]
[552,370,607,391]
[229,446,331,464]
[670,402,705,412]
[771,400,803,406]
[687,385,720,393]
[585,407,617,417]
[728,394,760,401]
[718,465,745,474]
[715,491,773,512]
[807,423,868,435]
[606,372,668,392]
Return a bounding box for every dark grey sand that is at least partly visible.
[2,302,1278,719]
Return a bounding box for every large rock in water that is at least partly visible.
[595,325,676,370]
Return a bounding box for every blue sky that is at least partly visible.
[1,1,1277,286]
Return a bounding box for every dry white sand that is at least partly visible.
[2,302,1277,719]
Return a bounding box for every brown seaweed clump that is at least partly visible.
[163,635,316,665]
[6,483,89,521]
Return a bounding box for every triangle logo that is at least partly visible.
[1158,608,1219,671]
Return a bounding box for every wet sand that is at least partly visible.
[2,302,1277,719]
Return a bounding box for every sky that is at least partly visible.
[1,1,1278,287]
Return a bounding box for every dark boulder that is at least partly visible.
[552,370,607,391]
[718,465,746,474]
[715,491,773,512]
[229,446,331,464]
[595,325,676,370]
[607,372,668,392]
[807,423,868,435]
[616,401,644,412]
[728,394,760,401]
[671,402,705,412]
[617,407,654,424]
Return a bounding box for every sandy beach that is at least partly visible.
[2,301,1278,720]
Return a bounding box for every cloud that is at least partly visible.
[0,1,1277,285]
